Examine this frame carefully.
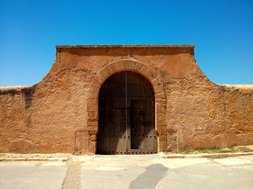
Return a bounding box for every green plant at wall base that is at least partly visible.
[179,146,253,154]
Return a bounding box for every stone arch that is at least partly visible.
[86,59,167,154]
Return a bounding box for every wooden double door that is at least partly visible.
[97,71,157,154]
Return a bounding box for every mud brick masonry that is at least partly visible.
[0,45,253,155]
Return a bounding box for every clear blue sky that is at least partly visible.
[0,0,253,86]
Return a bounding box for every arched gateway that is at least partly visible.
[97,71,156,154]
[87,59,167,155]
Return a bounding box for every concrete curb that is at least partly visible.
[161,152,253,159]
[1,152,253,161]
[0,157,69,162]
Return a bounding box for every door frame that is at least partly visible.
[97,71,156,154]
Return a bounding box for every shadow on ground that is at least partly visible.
[130,163,168,189]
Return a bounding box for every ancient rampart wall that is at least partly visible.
[0,45,252,154]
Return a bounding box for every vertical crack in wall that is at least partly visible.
[21,84,37,109]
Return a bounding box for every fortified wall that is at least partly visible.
[0,45,253,154]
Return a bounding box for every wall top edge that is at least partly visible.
[219,84,253,88]
[56,44,195,49]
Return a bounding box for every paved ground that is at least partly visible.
[0,155,253,189]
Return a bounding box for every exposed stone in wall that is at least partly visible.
[0,45,252,154]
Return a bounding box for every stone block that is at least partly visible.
[87,99,98,111]
[75,130,88,154]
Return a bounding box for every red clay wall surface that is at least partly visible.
[0,45,252,154]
